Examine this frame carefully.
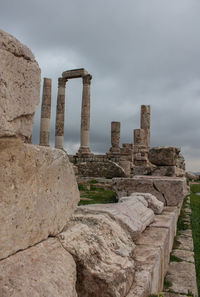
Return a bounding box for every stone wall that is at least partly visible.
[0,30,79,297]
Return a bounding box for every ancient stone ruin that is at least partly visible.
[0,29,198,297]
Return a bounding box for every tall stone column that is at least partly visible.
[78,74,92,156]
[110,121,121,152]
[40,78,52,146]
[140,105,151,148]
[55,78,67,149]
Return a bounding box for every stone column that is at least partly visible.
[40,78,52,146]
[110,121,121,152]
[134,129,146,146]
[55,78,67,149]
[140,105,151,148]
[78,74,92,155]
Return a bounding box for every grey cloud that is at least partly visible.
[1,0,200,171]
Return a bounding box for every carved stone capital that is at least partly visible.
[58,77,68,88]
[82,74,92,85]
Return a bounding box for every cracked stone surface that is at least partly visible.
[164,262,198,296]
[75,199,155,241]
[0,138,80,260]
[58,212,135,297]
[0,238,77,297]
[112,176,187,206]
[136,226,170,274]
[0,29,41,139]
[172,249,194,263]
[175,235,194,251]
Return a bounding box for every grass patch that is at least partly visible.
[164,278,172,289]
[78,181,117,206]
[172,236,181,249]
[79,189,117,205]
[177,196,191,231]
[190,186,200,296]
[170,253,183,262]
[190,183,200,194]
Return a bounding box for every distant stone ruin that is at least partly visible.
[39,74,186,179]
[40,69,93,157]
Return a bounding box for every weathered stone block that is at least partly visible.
[0,29,41,139]
[134,246,163,293]
[136,226,170,275]
[76,200,155,240]
[112,176,187,206]
[77,160,126,178]
[0,138,80,260]
[149,146,180,166]
[0,238,77,297]
[165,262,198,296]
[58,212,135,297]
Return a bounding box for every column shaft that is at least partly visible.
[40,78,52,146]
[55,78,67,149]
[140,105,151,148]
[78,74,92,155]
[110,121,121,152]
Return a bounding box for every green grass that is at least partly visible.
[78,182,117,206]
[190,183,200,194]
[170,253,183,262]
[164,278,172,289]
[177,196,191,231]
[190,183,200,296]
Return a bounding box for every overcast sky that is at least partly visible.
[1,0,200,171]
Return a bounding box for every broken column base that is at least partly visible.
[77,146,93,158]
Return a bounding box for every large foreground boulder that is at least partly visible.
[0,138,80,260]
[0,238,77,297]
[58,212,135,297]
[0,29,41,139]
[57,199,156,297]
[149,146,180,166]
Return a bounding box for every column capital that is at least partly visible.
[82,74,92,85]
[58,77,68,88]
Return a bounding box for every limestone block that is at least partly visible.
[62,68,88,79]
[172,249,194,263]
[0,238,77,297]
[76,200,155,241]
[162,207,180,234]
[58,213,135,297]
[149,146,180,166]
[0,138,80,260]
[136,227,170,275]
[150,214,175,252]
[130,192,164,214]
[175,235,194,252]
[77,160,126,178]
[134,246,163,293]
[165,262,198,296]
[119,195,149,208]
[0,29,41,139]
[126,271,151,297]
[112,176,187,206]
[176,153,185,170]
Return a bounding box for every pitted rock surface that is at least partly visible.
[0,29,41,139]
[0,138,79,259]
